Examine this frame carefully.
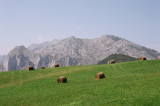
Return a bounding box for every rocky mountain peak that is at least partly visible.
[14,45,26,50]
[62,36,79,42]
[3,45,40,71]
[9,45,33,57]
[97,35,122,42]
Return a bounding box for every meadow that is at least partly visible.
[0,60,160,105]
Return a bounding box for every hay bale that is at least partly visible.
[54,63,59,67]
[28,66,34,70]
[140,57,147,60]
[57,76,67,83]
[95,72,105,80]
[41,66,46,69]
[108,59,115,64]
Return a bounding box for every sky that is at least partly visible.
[0,0,160,55]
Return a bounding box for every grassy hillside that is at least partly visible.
[98,54,139,64]
[0,60,160,105]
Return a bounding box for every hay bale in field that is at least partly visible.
[95,72,105,80]
[41,66,46,69]
[140,57,147,60]
[28,66,34,70]
[108,59,115,64]
[57,76,67,83]
[54,63,59,67]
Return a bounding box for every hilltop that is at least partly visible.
[98,54,139,64]
[0,60,160,105]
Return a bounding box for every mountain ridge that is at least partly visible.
[27,39,60,51]
[1,35,160,71]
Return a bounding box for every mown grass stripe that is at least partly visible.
[0,67,88,89]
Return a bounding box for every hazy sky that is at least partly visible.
[0,0,160,55]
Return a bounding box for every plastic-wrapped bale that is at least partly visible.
[28,66,34,71]
[140,57,147,60]
[95,72,105,80]
[54,63,59,67]
[57,76,67,83]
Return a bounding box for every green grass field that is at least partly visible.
[0,60,160,106]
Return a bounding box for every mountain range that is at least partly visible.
[1,35,160,71]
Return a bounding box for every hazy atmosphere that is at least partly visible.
[0,0,160,55]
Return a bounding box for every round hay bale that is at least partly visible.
[108,59,115,64]
[54,63,59,67]
[28,66,34,70]
[140,57,147,60]
[41,66,46,69]
[57,76,67,83]
[95,72,105,80]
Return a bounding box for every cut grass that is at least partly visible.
[0,60,160,105]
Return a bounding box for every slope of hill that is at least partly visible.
[2,35,160,71]
[0,60,160,105]
[98,54,139,64]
